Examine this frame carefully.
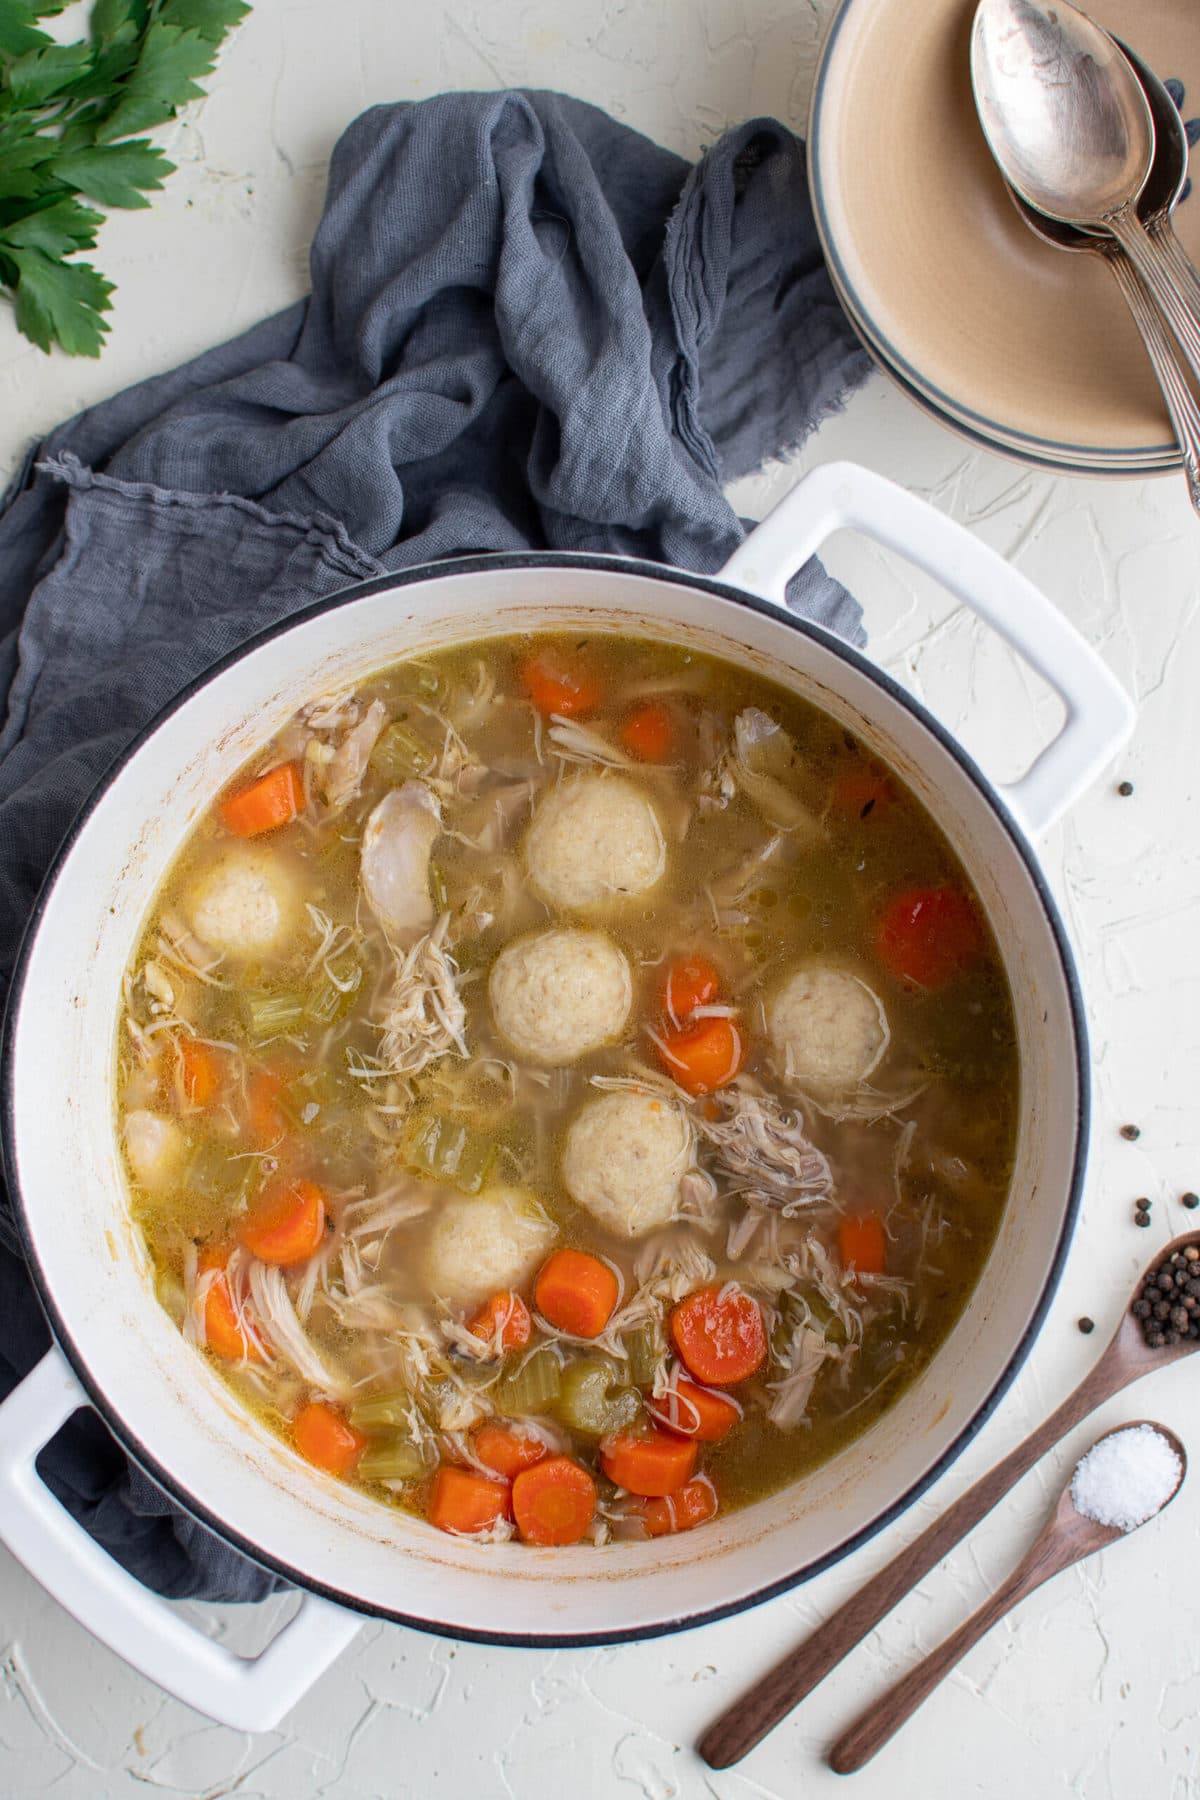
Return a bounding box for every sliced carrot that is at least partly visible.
[670,1285,766,1387]
[535,1249,619,1338]
[511,1456,597,1545]
[247,1067,287,1144]
[219,761,305,837]
[178,1037,222,1109]
[467,1291,533,1353]
[660,954,720,1026]
[874,885,984,989]
[293,1401,366,1477]
[638,1475,719,1537]
[830,767,894,818]
[655,1015,744,1096]
[838,1211,887,1280]
[621,701,676,762]
[474,1423,548,1480]
[519,651,601,718]
[600,1426,697,1497]
[202,1268,266,1363]
[649,1374,740,1442]
[428,1464,512,1536]
[238,1177,326,1266]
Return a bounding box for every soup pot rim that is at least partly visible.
[0,544,1089,1648]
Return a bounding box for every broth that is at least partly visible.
[118,632,1018,1547]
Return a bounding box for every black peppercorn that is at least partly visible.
[1117,781,1134,797]
[1184,1193,1199,1210]
[1077,1316,1095,1334]
[1135,1197,1151,1213]
[1158,1271,1176,1289]
[1132,1298,1151,1317]
[1120,1124,1141,1141]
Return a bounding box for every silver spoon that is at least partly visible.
[1118,42,1200,315]
[828,1420,1186,1773]
[1004,119,1200,515]
[971,0,1200,381]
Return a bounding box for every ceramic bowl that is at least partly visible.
[809,0,1200,474]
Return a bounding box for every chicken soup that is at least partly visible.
[118,634,1018,1546]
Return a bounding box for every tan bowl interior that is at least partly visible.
[812,0,1200,463]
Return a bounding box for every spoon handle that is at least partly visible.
[697,1343,1139,1769]
[826,1532,1074,1774]
[1152,218,1200,317]
[1105,207,1200,378]
[1104,250,1200,516]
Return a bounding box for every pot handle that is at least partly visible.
[0,1345,362,1731]
[718,461,1134,837]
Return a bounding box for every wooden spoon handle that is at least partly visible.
[698,1343,1139,1769]
[827,1531,1071,1773]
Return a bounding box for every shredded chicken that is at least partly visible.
[767,1323,834,1427]
[546,715,636,768]
[375,912,467,1078]
[248,1262,351,1396]
[697,1084,835,1216]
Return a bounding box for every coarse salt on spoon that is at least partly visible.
[698,1230,1200,1770]
[828,1421,1185,1772]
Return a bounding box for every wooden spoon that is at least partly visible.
[829,1419,1186,1773]
[698,1230,1199,1770]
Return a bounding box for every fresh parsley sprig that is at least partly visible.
[0,0,250,355]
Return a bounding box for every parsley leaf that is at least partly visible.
[52,139,172,208]
[0,0,249,354]
[158,0,251,45]
[8,245,113,355]
[0,196,103,253]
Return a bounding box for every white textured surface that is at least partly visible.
[2,3,1198,1795]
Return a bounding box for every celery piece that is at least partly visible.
[556,1357,640,1437]
[245,990,306,1040]
[305,956,363,1026]
[621,1320,667,1388]
[349,1391,419,1433]
[356,1440,427,1483]
[403,1112,495,1194]
[370,721,433,782]
[494,1346,562,1416]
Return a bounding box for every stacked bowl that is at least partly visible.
[808,0,1200,475]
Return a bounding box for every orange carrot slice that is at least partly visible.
[830,767,894,818]
[648,1374,740,1441]
[535,1249,619,1338]
[660,954,720,1026]
[178,1037,222,1108]
[473,1424,548,1480]
[511,1456,597,1545]
[428,1464,512,1536]
[600,1426,697,1497]
[670,1285,766,1387]
[519,652,601,718]
[201,1266,266,1364]
[247,1067,287,1144]
[467,1291,533,1353]
[638,1475,719,1537]
[874,885,984,988]
[219,761,305,837]
[293,1402,366,1477]
[238,1177,326,1266]
[621,701,675,762]
[838,1211,886,1279]
[655,1015,744,1096]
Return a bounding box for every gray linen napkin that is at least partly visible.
[0,89,869,1603]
